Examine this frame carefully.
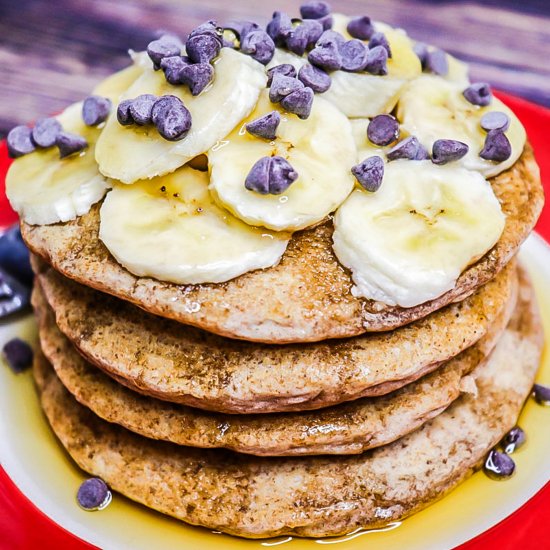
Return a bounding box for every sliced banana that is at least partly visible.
[6,102,109,226]
[396,75,526,177]
[208,90,356,231]
[333,160,505,307]
[95,48,267,184]
[99,166,289,285]
[350,118,386,163]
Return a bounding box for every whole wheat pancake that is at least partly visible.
[34,260,517,413]
[33,278,510,456]
[22,147,543,344]
[33,271,543,538]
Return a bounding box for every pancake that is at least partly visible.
[33,276,511,456]
[33,270,543,539]
[21,146,543,344]
[33,260,518,413]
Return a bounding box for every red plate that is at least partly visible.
[0,93,548,550]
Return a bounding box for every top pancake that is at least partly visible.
[22,146,543,343]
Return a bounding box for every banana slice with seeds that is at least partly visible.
[99,166,289,285]
[208,89,356,231]
[95,48,267,184]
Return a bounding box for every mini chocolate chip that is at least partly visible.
[533,384,550,406]
[316,29,346,49]
[180,63,214,95]
[480,111,510,132]
[502,426,526,454]
[352,156,384,192]
[364,45,388,75]
[286,20,324,55]
[7,126,35,158]
[414,144,430,160]
[117,99,134,126]
[56,132,88,158]
[463,82,492,107]
[347,15,374,40]
[413,42,429,69]
[31,118,62,148]
[300,1,331,19]
[340,39,369,72]
[387,136,424,161]
[77,478,112,511]
[246,111,281,140]
[151,95,192,141]
[280,86,314,119]
[298,63,331,92]
[368,32,391,58]
[129,94,157,125]
[160,55,192,84]
[480,130,511,162]
[425,49,448,75]
[245,155,298,195]
[269,74,304,103]
[484,449,515,480]
[2,338,33,373]
[188,21,223,45]
[225,20,260,43]
[318,15,334,30]
[147,37,181,70]
[266,11,293,47]
[240,30,275,65]
[308,40,342,71]
[186,33,221,64]
[367,114,400,146]
[267,64,297,86]
[82,96,112,126]
[432,139,469,164]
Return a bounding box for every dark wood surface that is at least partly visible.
[1,0,549,137]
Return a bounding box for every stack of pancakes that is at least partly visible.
[24,146,544,538]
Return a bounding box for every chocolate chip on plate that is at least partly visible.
[432,139,469,164]
[56,132,88,159]
[533,384,550,406]
[82,96,112,126]
[246,111,281,140]
[77,478,112,511]
[240,30,275,65]
[151,95,192,141]
[367,114,400,146]
[160,55,192,85]
[266,11,293,47]
[479,130,511,162]
[267,64,297,86]
[300,1,331,20]
[463,82,492,107]
[147,36,181,69]
[7,126,35,158]
[245,155,298,195]
[308,39,342,71]
[368,32,391,58]
[364,45,388,75]
[280,86,314,119]
[186,33,221,64]
[2,338,33,373]
[286,20,324,55]
[480,111,510,132]
[269,74,304,103]
[352,155,385,192]
[129,94,157,125]
[340,39,369,72]
[116,99,134,126]
[425,49,448,75]
[347,15,374,40]
[31,117,62,148]
[298,63,331,92]
[502,426,526,455]
[483,449,515,480]
[387,136,426,161]
[180,63,214,95]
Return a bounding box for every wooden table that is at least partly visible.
[1,0,549,136]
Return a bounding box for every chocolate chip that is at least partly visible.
[484,449,515,480]
[364,45,388,75]
[316,29,346,49]
[246,111,281,140]
[308,39,342,71]
[367,114,400,146]
[188,21,223,45]
[479,130,511,162]
[425,49,448,75]
[7,126,35,158]
[280,87,314,119]
[432,139,469,164]
[318,14,334,30]
[30,117,62,149]
[117,99,134,126]
[225,20,260,43]
[151,95,192,141]
[532,384,550,406]
[2,338,33,373]
[340,39,369,72]
[286,20,324,55]
[160,55,192,85]
[269,74,304,103]
[414,144,430,160]
[300,1,331,19]
[0,227,33,287]
[0,268,30,319]
[240,30,275,65]
[77,478,112,511]
[368,32,391,58]
[186,33,221,64]
[480,111,510,132]
[180,63,214,95]
[463,83,492,107]
[82,96,112,127]
[298,63,331,92]
[56,132,88,158]
[347,15,374,40]
[413,42,429,69]
[387,136,424,161]
[267,64,297,86]
[129,94,157,125]
[245,156,298,195]
[266,11,293,47]
[502,426,526,455]
[147,36,181,70]
[352,156,384,192]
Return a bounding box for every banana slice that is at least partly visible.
[99,166,289,285]
[208,90,356,231]
[350,118,386,163]
[396,75,526,177]
[6,102,109,226]
[92,53,147,100]
[95,48,267,184]
[333,160,505,307]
